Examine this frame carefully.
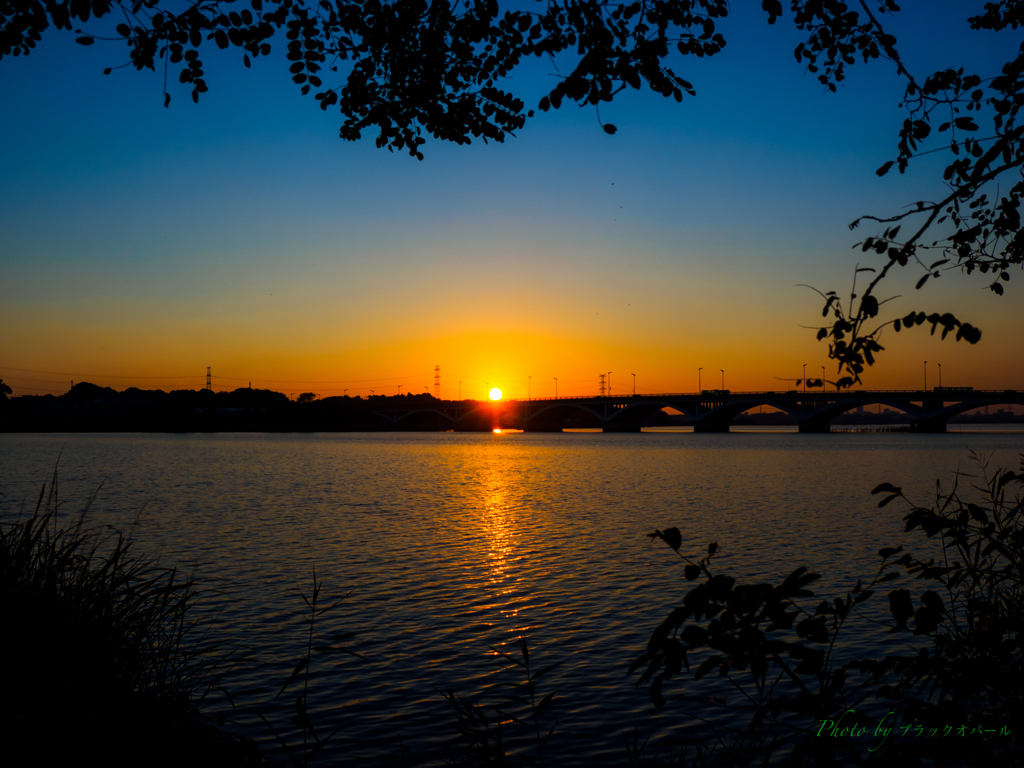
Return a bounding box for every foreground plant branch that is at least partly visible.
[632,452,1024,765]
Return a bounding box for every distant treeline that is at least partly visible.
[0,381,444,432]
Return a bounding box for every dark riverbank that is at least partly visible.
[0,381,404,432]
[2,381,1022,433]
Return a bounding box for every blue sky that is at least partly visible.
[2,2,1022,398]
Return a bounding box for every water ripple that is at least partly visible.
[1,430,1020,765]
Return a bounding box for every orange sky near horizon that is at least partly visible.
[3,295,1022,400]
[3,227,1022,398]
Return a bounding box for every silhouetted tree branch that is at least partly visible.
[792,0,1022,386]
[0,0,728,157]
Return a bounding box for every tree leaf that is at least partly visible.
[694,656,721,680]
[762,0,783,23]
[650,676,665,708]
[888,589,914,631]
[651,527,682,551]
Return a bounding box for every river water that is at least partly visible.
[1,429,1021,766]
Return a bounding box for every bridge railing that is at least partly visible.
[498,389,1020,403]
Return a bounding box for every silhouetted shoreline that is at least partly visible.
[2,381,1022,433]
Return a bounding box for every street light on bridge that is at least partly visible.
[632,373,636,396]
[608,372,612,396]
[528,376,532,400]
[699,367,703,392]
[720,369,725,390]
[803,363,807,393]
[553,377,558,398]
[938,363,942,388]
[924,361,927,391]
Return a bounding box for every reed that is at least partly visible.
[443,636,562,768]
[257,569,365,768]
[0,462,261,767]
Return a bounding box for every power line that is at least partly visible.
[0,366,203,379]
[1,365,421,386]
[2,375,78,385]
[212,374,419,384]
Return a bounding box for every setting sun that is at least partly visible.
[489,388,503,401]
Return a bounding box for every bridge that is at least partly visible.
[371,388,1024,433]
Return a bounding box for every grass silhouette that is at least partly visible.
[443,636,561,768]
[257,569,366,767]
[0,459,264,767]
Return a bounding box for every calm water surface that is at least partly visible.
[1,430,1021,765]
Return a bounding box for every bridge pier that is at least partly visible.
[798,419,832,433]
[913,400,948,433]
[911,418,947,433]
[694,421,730,433]
[522,413,567,432]
[453,412,497,431]
[602,422,642,433]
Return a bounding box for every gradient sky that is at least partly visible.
[2,2,1022,400]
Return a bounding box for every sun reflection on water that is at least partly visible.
[479,457,516,591]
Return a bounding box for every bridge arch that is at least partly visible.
[800,398,922,423]
[369,391,1024,433]
[521,402,614,431]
